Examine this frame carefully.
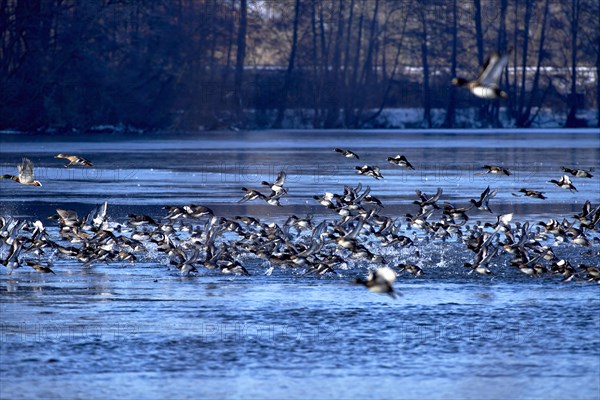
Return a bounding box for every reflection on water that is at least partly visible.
[1,130,599,399]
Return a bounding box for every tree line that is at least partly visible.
[1,0,598,131]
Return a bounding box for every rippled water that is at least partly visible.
[1,129,599,399]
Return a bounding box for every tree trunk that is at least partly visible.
[443,0,458,128]
[234,0,247,124]
[310,0,320,127]
[597,21,600,128]
[355,0,379,126]
[492,0,508,124]
[517,0,531,120]
[342,0,356,127]
[273,0,301,128]
[360,10,408,128]
[15,0,45,128]
[474,0,492,125]
[473,0,484,66]
[347,3,365,127]
[419,7,431,128]
[521,0,549,127]
[324,0,345,128]
[566,0,581,127]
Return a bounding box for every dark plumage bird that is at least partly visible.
[397,263,423,276]
[1,240,23,274]
[574,200,600,230]
[52,209,81,227]
[54,154,93,167]
[443,202,472,225]
[26,260,55,274]
[354,267,398,298]
[413,187,443,213]
[184,205,214,218]
[560,166,593,178]
[452,49,511,99]
[478,165,511,176]
[387,155,415,170]
[128,214,158,226]
[470,186,497,213]
[548,175,577,192]
[335,148,360,159]
[464,242,498,275]
[355,165,383,180]
[261,170,287,196]
[1,158,42,186]
[239,187,283,207]
[513,188,547,200]
[239,187,266,203]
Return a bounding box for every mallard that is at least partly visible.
[452,49,511,99]
[55,154,93,167]
[1,158,42,186]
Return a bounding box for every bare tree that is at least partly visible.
[443,0,458,128]
[565,0,582,127]
[273,0,301,128]
[417,5,432,128]
[234,0,248,124]
[511,0,551,127]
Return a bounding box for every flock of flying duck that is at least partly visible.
[1,48,599,298]
[1,145,598,298]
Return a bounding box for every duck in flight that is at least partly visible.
[512,188,547,200]
[335,148,360,159]
[387,154,415,170]
[470,186,497,213]
[55,154,94,167]
[261,170,287,196]
[355,165,384,180]
[354,266,398,298]
[560,166,593,178]
[478,165,512,176]
[548,175,577,192]
[452,49,511,99]
[1,158,42,186]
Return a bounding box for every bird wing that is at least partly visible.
[478,51,508,87]
[499,213,514,226]
[479,186,490,202]
[57,208,79,222]
[375,266,397,285]
[429,187,443,203]
[18,158,35,183]
[274,170,286,186]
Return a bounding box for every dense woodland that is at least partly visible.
[1,0,598,131]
